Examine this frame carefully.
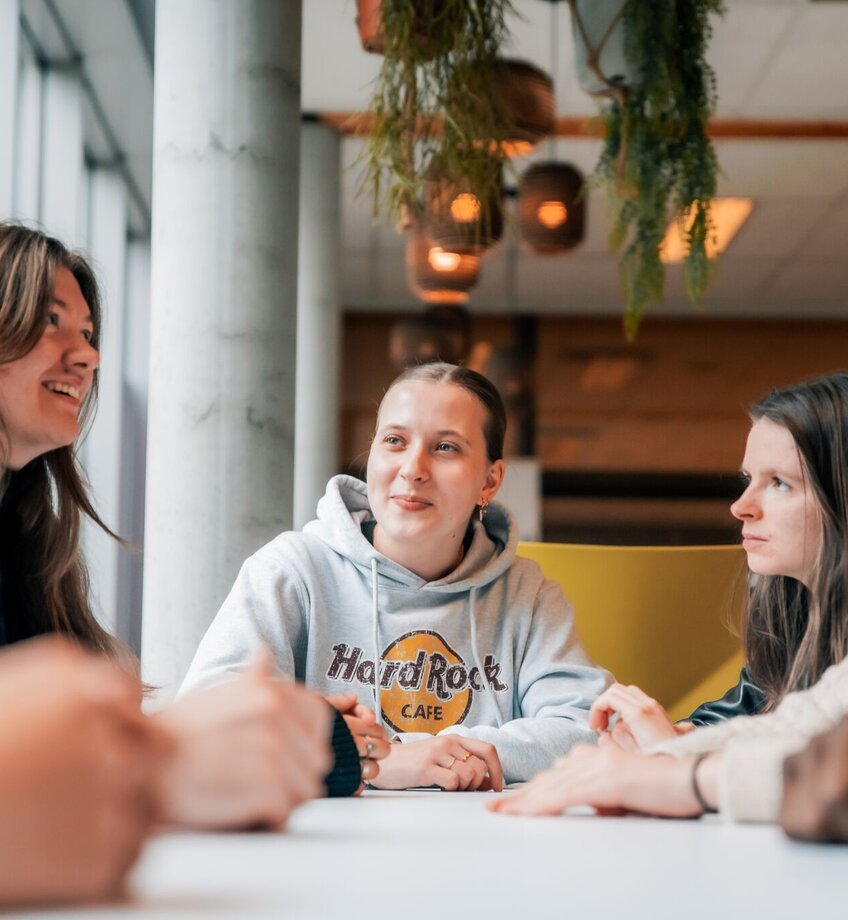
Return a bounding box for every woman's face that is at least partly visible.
[731,417,823,588]
[366,379,504,558]
[0,267,99,470]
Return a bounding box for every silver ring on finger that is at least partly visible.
[364,738,376,759]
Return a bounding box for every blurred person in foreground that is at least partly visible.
[780,715,848,843]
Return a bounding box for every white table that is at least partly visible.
[11,791,847,920]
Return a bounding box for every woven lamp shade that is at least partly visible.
[493,59,555,157]
[406,234,481,304]
[424,177,503,256]
[518,162,585,253]
[389,306,472,369]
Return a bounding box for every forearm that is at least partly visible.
[667,737,804,823]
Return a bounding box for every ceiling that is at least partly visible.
[21,0,153,232]
[24,0,848,318]
[302,0,848,318]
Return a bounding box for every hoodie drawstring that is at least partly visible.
[371,560,500,731]
[468,586,503,727]
[370,557,384,728]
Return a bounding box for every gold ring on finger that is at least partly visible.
[446,756,456,769]
[461,751,472,761]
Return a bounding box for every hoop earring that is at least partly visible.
[479,499,489,522]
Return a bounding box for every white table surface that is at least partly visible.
[11,791,847,920]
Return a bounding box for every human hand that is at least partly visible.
[606,716,692,751]
[0,636,164,905]
[369,734,504,792]
[154,648,332,830]
[488,737,701,818]
[326,693,390,789]
[589,683,679,752]
[780,716,848,843]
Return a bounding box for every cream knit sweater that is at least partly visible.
[651,655,848,823]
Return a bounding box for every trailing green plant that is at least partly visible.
[573,0,725,338]
[361,0,516,236]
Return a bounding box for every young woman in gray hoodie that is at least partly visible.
[183,362,611,789]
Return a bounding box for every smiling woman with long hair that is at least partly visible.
[0,223,334,874]
[0,224,118,652]
[183,361,611,789]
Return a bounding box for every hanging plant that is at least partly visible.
[360,1,518,239]
[569,0,726,337]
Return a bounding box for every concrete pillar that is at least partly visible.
[142,0,302,695]
[294,122,341,529]
[81,169,127,638]
[117,239,152,656]
[40,68,85,245]
[0,0,19,218]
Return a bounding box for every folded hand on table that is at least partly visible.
[153,648,333,830]
[369,734,504,792]
[0,637,166,905]
[589,682,694,752]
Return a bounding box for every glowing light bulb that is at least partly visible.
[537,200,568,229]
[501,139,534,158]
[450,193,480,223]
[428,247,462,272]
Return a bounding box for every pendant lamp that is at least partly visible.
[518,162,585,253]
[389,306,472,369]
[424,172,504,255]
[492,59,555,157]
[406,234,480,304]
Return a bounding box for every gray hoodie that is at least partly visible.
[181,475,609,782]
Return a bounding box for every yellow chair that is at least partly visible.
[517,542,748,721]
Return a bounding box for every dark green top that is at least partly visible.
[686,667,766,725]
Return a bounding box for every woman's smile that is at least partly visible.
[391,494,434,512]
[42,379,84,407]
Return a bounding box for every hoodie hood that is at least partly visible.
[303,474,517,592]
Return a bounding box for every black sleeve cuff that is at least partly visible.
[323,707,362,797]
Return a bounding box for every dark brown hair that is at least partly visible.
[382,362,507,462]
[0,222,119,655]
[744,372,848,709]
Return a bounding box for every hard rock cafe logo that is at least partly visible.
[325,629,508,734]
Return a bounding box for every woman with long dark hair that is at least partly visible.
[492,372,848,824]
[0,222,335,901]
[0,224,119,650]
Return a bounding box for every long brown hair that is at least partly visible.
[0,222,119,654]
[744,372,848,708]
